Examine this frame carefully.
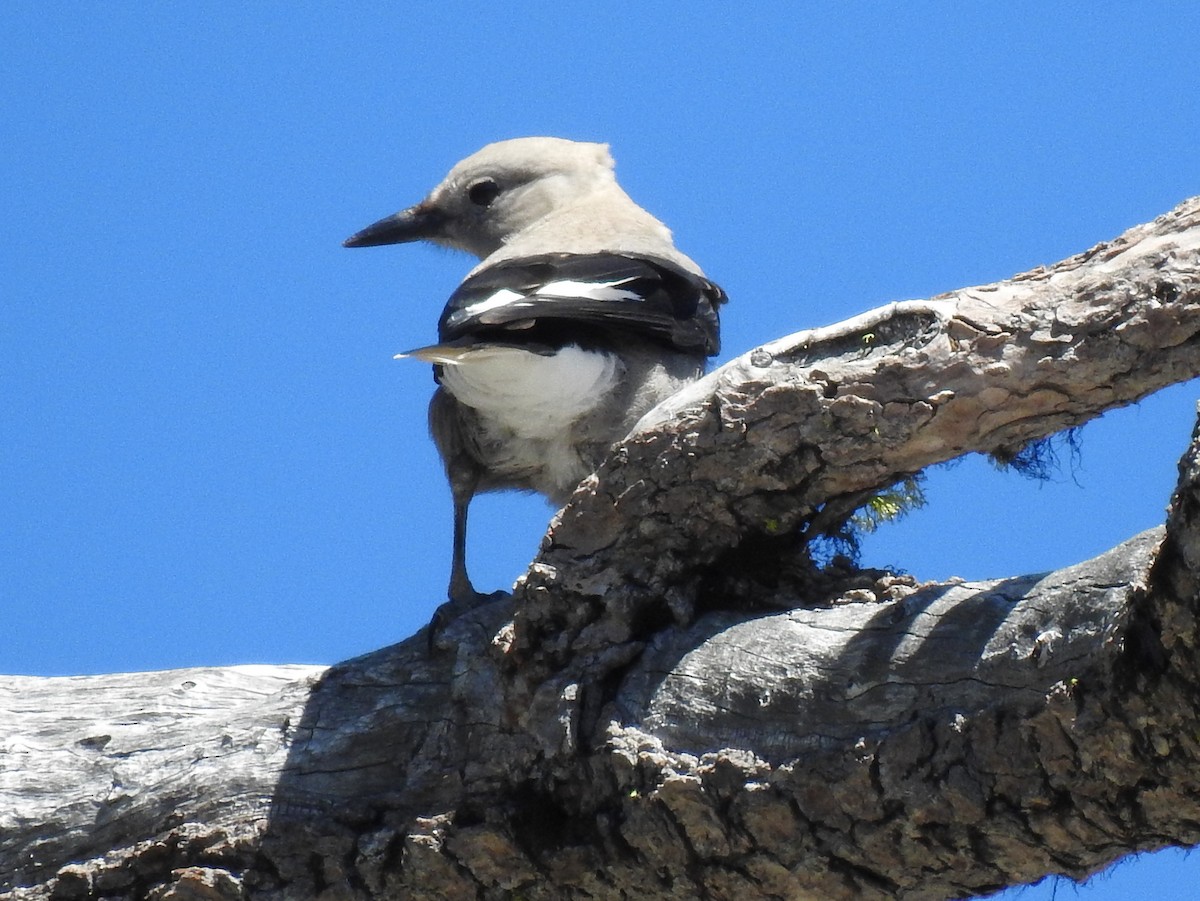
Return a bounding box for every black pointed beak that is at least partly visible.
[343,203,447,248]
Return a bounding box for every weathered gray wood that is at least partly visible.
[619,529,1160,757]
[2,197,1200,900]
[0,666,323,891]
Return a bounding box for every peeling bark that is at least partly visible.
[2,197,1200,900]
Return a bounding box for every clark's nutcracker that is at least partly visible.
[345,137,727,606]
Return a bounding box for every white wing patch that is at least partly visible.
[534,278,643,302]
[458,278,644,321]
[458,287,526,319]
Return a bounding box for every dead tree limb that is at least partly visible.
[2,197,1199,900]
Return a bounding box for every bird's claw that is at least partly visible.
[427,589,511,651]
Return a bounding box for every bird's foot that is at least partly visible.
[427,588,512,652]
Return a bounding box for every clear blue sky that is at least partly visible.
[3,5,1199,898]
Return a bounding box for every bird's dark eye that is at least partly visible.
[467,178,501,207]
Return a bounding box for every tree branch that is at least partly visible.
[3,197,1199,900]
[518,196,1200,671]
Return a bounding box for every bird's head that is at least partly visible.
[343,137,617,259]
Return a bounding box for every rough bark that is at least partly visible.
[2,197,1199,900]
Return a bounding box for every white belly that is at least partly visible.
[436,344,623,495]
[437,344,620,436]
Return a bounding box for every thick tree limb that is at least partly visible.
[519,196,1200,673]
[2,198,1200,900]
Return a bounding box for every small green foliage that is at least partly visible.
[808,476,927,568]
[763,517,781,535]
[851,477,927,534]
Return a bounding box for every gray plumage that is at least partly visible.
[345,137,726,606]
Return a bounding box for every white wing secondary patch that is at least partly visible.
[534,278,642,302]
[457,278,643,321]
[457,287,525,319]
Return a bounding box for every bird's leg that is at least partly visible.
[429,389,504,613]
[428,473,510,648]
[445,479,511,609]
[447,479,478,605]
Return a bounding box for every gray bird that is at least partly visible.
[344,137,727,607]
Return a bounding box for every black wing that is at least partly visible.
[437,253,727,356]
